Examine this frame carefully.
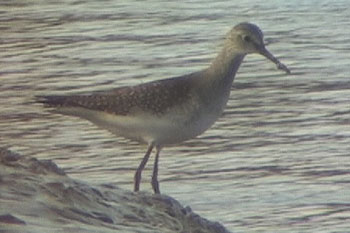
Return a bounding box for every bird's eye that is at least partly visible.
[243,35,251,42]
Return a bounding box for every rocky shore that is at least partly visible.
[0,148,231,233]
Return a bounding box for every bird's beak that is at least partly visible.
[259,46,291,74]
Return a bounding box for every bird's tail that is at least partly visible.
[35,95,68,107]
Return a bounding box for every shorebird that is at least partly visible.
[38,22,290,194]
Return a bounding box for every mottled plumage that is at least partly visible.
[39,74,196,117]
[37,23,290,194]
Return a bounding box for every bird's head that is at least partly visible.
[226,22,290,74]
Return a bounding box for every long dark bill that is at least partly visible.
[259,47,291,74]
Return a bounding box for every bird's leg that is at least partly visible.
[151,147,161,194]
[134,143,154,192]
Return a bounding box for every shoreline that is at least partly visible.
[0,147,231,233]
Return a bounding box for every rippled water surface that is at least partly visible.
[1,0,350,232]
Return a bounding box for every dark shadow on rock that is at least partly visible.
[0,148,232,233]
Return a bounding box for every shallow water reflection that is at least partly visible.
[1,0,350,232]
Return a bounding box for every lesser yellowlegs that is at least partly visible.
[38,23,290,194]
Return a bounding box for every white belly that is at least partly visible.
[95,108,221,145]
[53,102,222,146]
[53,88,229,146]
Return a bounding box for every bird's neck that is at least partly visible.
[207,44,245,85]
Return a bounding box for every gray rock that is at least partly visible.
[0,148,232,233]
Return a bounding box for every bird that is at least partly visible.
[37,22,290,194]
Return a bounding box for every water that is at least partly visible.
[1,0,350,232]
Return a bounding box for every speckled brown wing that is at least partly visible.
[37,74,195,116]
